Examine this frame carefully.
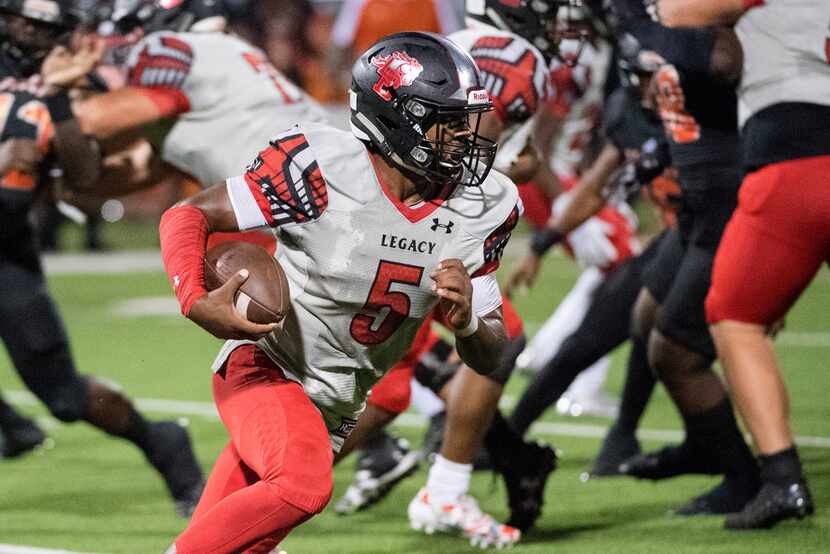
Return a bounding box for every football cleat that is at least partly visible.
[333,433,420,515]
[145,421,205,518]
[0,416,45,459]
[420,411,446,463]
[619,442,720,480]
[501,441,558,532]
[408,488,521,549]
[674,477,759,516]
[725,481,814,530]
[585,425,640,479]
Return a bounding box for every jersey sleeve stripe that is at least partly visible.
[472,202,521,278]
[242,132,329,227]
[226,176,269,230]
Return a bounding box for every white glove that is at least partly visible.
[568,217,618,269]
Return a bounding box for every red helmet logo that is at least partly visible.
[371,51,424,102]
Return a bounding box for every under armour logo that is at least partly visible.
[173,275,180,288]
[430,218,454,234]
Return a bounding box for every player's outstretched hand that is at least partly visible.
[504,253,541,298]
[187,269,277,341]
[41,40,105,90]
[431,259,473,333]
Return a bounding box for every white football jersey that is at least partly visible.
[126,31,328,185]
[547,39,611,179]
[214,123,521,450]
[736,0,830,127]
[449,24,550,172]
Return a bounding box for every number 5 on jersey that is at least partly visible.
[350,260,424,345]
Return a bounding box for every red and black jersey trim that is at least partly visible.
[128,34,194,90]
[474,202,521,277]
[244,133,328,227]
[469,36,543,123]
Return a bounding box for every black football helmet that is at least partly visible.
[465,0,589,62]
[106,0,226,35]
[0,0,81,75]
[350,32,497,193]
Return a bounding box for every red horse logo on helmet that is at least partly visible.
[371,51,424,102]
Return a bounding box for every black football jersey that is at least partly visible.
[603,86,664,160]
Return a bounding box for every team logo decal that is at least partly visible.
[371,51,424,101]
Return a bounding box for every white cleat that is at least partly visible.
[408,488,520,549]
[556,391,620,419]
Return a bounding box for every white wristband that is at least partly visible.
[455,315,480,338]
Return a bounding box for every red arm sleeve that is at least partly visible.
[159,205,209,316]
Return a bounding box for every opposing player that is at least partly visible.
[159,32,522,552]
[577,0,760,515]
[0,0,203,516]
[660,0,830,529]
[506,34,677,476]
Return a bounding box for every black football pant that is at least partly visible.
[0,246,88,423]
[509,231,667,435]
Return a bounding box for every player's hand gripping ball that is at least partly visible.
[204,241,291,325]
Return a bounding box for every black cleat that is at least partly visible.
[586,425,641,478]
[502,441,558,532]
[333,432,420,514]
[145,421,205,518]
[674,478,759,516]
[725,481,814,530]
[619,442,720,480]
[0,417,45,459]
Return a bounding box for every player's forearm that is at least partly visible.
[47,94,101,192]
[455,312,507,376]
[555,143,622,235]
[656,0,748,27]
[74,88,164,139]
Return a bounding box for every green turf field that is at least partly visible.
[1,246,829,553]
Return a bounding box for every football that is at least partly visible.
[204,241,290,325]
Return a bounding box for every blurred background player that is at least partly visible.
[573,0,759,516]
[505,30,678,477]
[0,0,203,516]
[46,0,328,207]
[659,0,830,529]
[158,32,521,552]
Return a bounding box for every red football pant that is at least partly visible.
[706,155,830,325]
[176,346,333,553]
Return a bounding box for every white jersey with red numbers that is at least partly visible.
[449,23,550,172]
[547,39,611,179]
[735,0,830,127]
[212,123,520,450]
[125,31,328,185]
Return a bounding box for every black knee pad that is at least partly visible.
[413,338,458,394]
[486,334,526,386]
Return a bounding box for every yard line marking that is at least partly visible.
[0,545,95,554]
[42,251,163,275]
[6,390,830,449]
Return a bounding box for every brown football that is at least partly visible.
[204,241,290,325]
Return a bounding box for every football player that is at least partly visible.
[334,0,565,541]
[0,0,204,516]
[661,0,829,529]
[159,32,521,552]
[45,0,328,194]
[505,32,677,477]
[577,0,760,516]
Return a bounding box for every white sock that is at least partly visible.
[426,454,472,505]
[409,378,445,417]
